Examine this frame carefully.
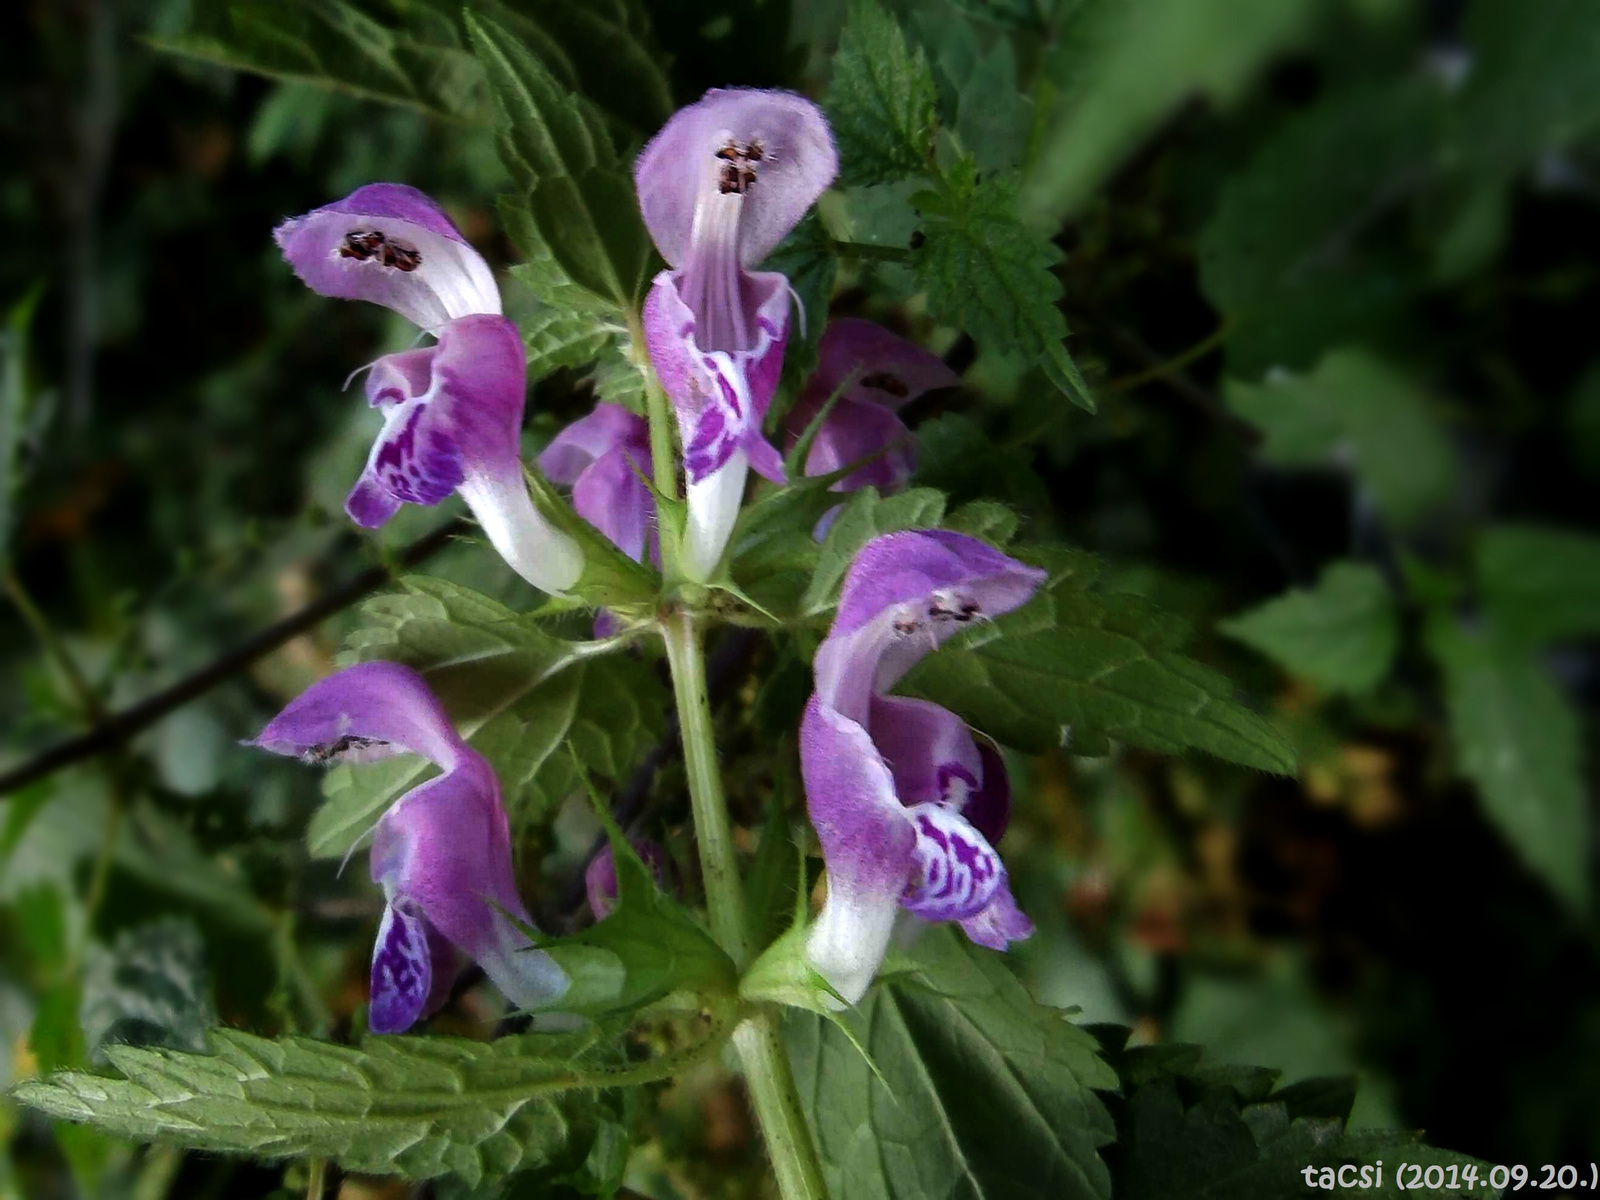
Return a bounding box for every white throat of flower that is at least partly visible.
[682,192,750,353]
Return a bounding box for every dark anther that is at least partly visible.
[860,371,910,398]
[304,734,383,765]
[380,242,422,272]
[340,230,387,260]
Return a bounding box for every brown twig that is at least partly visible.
[0,520,466,796]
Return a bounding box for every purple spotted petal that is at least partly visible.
[801,695,917,1004]
[810,318,961,414]
[867,695,983,807]
[642,270,789,481]
[368,899,435,1035]
[274,183,500,334]
[349,315,583,593]
[965,740,1012,847]
[635,89,837,270]
[250,660,468,770]
[959,880,1034,951]
[371,758,568,1018]
[901,802,1005,923]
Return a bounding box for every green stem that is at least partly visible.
[628,313,682,582]
[1105,320,1233,394]
[4,567,107,725]
[660,611,829,1200]
[305,1157,326,1200]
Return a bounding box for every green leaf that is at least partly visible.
[0,284,46,564]
[1025,0,1321,225]
[1218,562,1398,695]
[518,305,620,381]
[13,1027,622,1187]
[943,498,1021,545]
[915,161,1094,410]
[81,918,216,1064]
[310,578,665,857]
[1098,1032,1486,1199]
[469,12,654,312]
[825,0,941,186]
[901,550,1297,773]
[534,784,737,1017]
[759,212,839,395]
[787,927,1116,1200]
[800,487,947,616]
[1225,348,1456,529]
[1428,617,1588,910]
[1476,523,1600,645]
[1198,80,1439,376]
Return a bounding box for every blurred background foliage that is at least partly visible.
[1,0,1598,1195]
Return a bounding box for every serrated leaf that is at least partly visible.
[901,554,1296,773]
[1476,523,1600,645]
[787,927,1116,1200]
[1025,0,1320,224]
[825,0,940,186]
[148,0,482,119]
[535,788,736,1016]
[13,1028,621,1187]
[800,487,947,615]
[759,212,839,396]
[1225,348,1456,529]
[81,918,216,1066]
[1428,617,1588,910]
[519,305,619,381]
[1098,1034,1485,1199]
[310,578,664,858]
[943,498,1020,545]
[916,161,1094,410]
[1219,562,1398,695]
[469,12,654,312]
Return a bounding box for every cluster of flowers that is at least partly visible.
[253,89,1043,1031]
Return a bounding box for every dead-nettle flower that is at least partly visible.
[252,661,568,1034]
[636,89,838,580]
[537,403,656,564]
[275,183,581,594]
[801,530,1045,1003]
[788,318,961,494]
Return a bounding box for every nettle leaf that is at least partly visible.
[1026,0,1321,225]
[1476,523,1600,645]
[1097,1031,1486,1199]
[800,487,947,616]
[1218,562,1399,695]
[1427,616,1588,910]
[1225,348,1457,530]
[1198,80,1441,376]
[149,0,483,119]
[915,161,1094,411]
[788,927,1116,1200]
[81,918,216,1066]
[825,0,941,186]
[13,1027,622,1187]
[901,549,1296,773]
[309,578,665,857]
[151,0,670,133]
[470,12,655,312]
[538,803,737,1017]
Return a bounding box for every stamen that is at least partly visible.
[338,228,422,272]
[302,734,388,766]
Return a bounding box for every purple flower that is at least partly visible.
[276,185,582,594]
[635,89,838,579]
[789,319,960,493]
[252,661,567,1033]
[537,403,655,564]
[274,183,500,334]
[584,839,669,921]
[801,530,1046,1002]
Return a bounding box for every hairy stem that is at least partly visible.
[660,612,829,1200]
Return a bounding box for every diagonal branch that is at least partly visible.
[0,520,467,797]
